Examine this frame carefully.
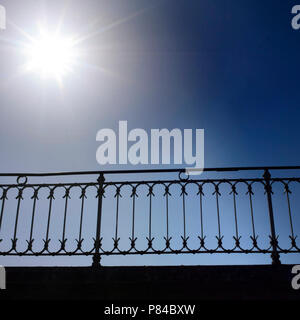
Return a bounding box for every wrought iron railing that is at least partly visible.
[0,166,300,266]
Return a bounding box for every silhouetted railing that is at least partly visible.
[0,166,300,266]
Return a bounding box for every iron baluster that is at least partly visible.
[92,173,105,267]
[263,169,281,265]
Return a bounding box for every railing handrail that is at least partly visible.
[0,165,300,177]
[1,165,300,266]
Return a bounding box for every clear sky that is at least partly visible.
[0,0,300,172]
[0,0,300,266]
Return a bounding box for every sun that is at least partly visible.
[23,30,78,82]
[3,5,152,86]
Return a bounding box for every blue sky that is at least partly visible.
[0,0,299,172]
[0,0,300,266]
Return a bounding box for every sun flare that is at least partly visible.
[3,5,151,87]
[24,30,78,82]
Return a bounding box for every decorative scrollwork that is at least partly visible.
[0,169,298,265]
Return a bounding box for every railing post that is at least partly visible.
[263,169,281,265]
[92,172,105,268]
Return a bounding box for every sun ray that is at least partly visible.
[73,4,156,46]
[55,0,72,36]
[8,19,36,44]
